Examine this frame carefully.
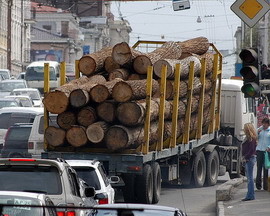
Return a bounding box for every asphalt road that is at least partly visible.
[158,174,230,216]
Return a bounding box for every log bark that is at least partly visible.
[105,123,159,151]
[77,106,97,127]
[96,101,118,123]
[45,126,66,147]
[57,111,77,130]
[43,75,105,114]
[69,75,107,108]
[66,126,88,147]
[127,74,147,80]
[177,37,209,55]
[153,56,201,79]
[78,46,112,76]
[199,53,214,75]
[86,121,109,144]
[104,56,121,73]
[112,42,143,66]
[112,79,159,102]
[133,41,182,75]
[90,78,123,103]
[108,68,129,81]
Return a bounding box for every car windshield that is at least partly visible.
[13,91,40,100]
[25,66,56,81]
[0,195,42,216]
[91,209,176,216]
[0,82,26,92]
[18,98,33,107]
[0,165,62,195]
[72,167,101,190]
[0,101,19,108]
[0,71,10,79]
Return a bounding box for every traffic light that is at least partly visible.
[239,48,260,98]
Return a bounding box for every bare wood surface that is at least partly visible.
[108,68,129,81]
[78,46,112,76]
[77,106,97,127]
[178,37,209,55]
[57,111,77,130]
[104,56,121,73]
[96,101,118,123]
[112,42,143,66]
[45,126,66,147]
[127,74,147,80]
[153,56,201,79]
[66,126,88,147]
[112,79,159,102]
[86,121,109,144]
[90,78,123,103]
[133,41,182,74]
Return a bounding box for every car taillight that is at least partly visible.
[28,142,34,149]
[99,198,109,204]
[57,211,75,216]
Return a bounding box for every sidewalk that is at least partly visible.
[217,178,270,216]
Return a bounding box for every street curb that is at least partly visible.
[216,177,245,216]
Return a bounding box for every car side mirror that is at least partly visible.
[94,192,107,200]
[109,176,120,184]
[85,187,95,197]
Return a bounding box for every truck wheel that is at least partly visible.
[122,174,136,203]
[152,162,161,204]
[205,150,219,186]
[136,164,153,204]
[193,151,206,187]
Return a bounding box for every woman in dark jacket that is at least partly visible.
[242,123,257,201]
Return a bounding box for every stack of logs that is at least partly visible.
[43,37,215,152]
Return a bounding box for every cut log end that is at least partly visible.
[116,102,143,126]
[45,126,66,147]
[66,126,88,147]
[86,122,108,143]
[90,85,110,103]
[105,126,129,151]
[70,89,89,108]
[97,101,117,123]
[153,59,173,79]
[112,42,132,65]
[43,91,69,114]
[57,112,77,130]
[77,107,97,127]
[112,81,133,102]
[78,56,96,76]
[133,55,152,75]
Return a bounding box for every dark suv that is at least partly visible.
[1,123,32,158]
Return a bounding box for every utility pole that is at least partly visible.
[7,0,13,71]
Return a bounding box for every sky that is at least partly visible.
[110,0,242,52]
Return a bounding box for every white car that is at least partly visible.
[11,88,43,107]
[5,95,34,107]
[67,160,120,205]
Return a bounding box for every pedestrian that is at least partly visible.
[241,123,257,201]
[256,117,270,191]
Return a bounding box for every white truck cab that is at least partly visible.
[220,79,257,143]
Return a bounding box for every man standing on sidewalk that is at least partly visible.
[256,118,270,190]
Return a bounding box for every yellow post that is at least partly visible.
[60,62,66,86]
[215,55,223,130]
[183,61,195,144]
[157,65,167,151]
[44,63,50,151]
[75,60,80,79]
[196,58,206,139]
[170,64,181,148]
[208,54,219,133]
[142,66,153,154]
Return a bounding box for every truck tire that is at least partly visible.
[205,150,219,186]
[152,162,161,204]
[122,174,137,203]
[136,164,153,204]
[193,151,206,187]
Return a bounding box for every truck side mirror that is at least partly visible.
[109,176,120,184]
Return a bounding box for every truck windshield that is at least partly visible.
[0,165,62,194]
[25,66,57,81]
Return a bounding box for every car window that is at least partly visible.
[67,168,81,197]
[45,197,57,216]
[13,91,40,100]
[0,82,26,92]
[0,71,10,79]
[0,195,42,216]
[0,101,20,108]
[92,209,176,216]
[0,113,11,129]
[98,165,109,186]
[4,113,35,129]
[18,98,33,107]
[39,116,58,134]
[7,127,32,141]
[0,165,62,194]
[73,167,101,190]
[25,66,57,81]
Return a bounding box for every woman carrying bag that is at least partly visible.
[242,123,257,201]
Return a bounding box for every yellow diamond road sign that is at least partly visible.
[231,0,270,27]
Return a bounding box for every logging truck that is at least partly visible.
[41,38,255,204]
